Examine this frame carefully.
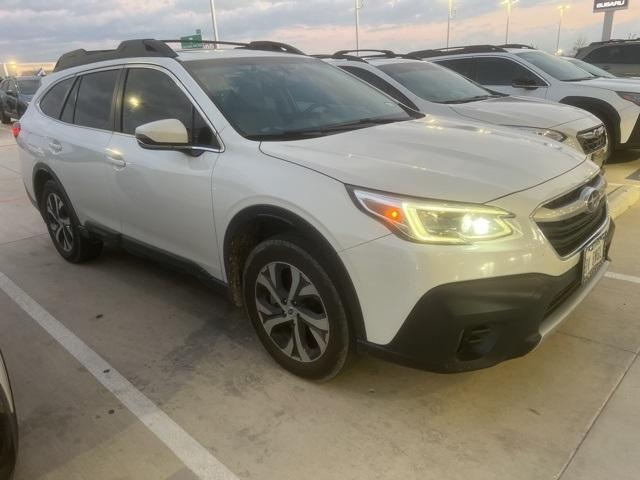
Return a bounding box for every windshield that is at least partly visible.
[16,78,41,95]
[516,51,595,81]
[567,58,616,78]
[377,61,494,103]
[185,57,417,141]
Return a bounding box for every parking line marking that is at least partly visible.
[605,271,640,285]
[0,272,238,480]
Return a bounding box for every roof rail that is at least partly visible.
[587,38,638,46]
[498,43,535,49]
[334,49,396,58]
[53,39,177,72]
[409,45,506,58]
[53,38,305,72]
[312,53,369,63]
[162,39,304,55]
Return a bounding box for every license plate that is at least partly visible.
[582,233,606,283]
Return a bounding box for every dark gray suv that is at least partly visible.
[576,39,640,78]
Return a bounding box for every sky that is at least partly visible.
[0,0,638,62]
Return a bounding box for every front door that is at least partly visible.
[105,66,222,275]
[474,57,548,99]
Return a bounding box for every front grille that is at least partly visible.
[577,125,607,155]
[536,202,607,257]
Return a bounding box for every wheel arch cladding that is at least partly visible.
[32,163,80,224]
[223,204,367,341]
[559,96,621,145]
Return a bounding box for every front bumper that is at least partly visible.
[358,223,614,373]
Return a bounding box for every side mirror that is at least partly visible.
[512,78,540,90]
[135,119,189,150]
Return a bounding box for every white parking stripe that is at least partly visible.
[0,272,238,480]
[605,271,640,285]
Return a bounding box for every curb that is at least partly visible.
[607,185,640,220]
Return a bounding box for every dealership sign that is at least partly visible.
[593,0,629,12]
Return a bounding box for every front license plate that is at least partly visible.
[582,233,606,283]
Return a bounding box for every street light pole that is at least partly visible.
[446,0,456,48]
[501,0,519,45]
[556,5,570,54]
[355,0,364,52]
[209,0,219,42]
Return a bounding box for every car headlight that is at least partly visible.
[349,187,514,244]
[617,91,640,106]
[506,126,567,143]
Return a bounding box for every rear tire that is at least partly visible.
[243,234,353,381]
[39,180,103,263]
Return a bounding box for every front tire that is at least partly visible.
[39,180,103,263]
[243,235,353,381]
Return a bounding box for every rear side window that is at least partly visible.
[475,57,542,86]
[436,58,475,79]
[340,66,419,110]
[121,68,214,146]
[74,69,119,130]
[585,46,620,63]
[39,78,74,119]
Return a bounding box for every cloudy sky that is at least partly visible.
[1,0,638,62]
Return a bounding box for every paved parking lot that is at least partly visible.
[1,123,639,480]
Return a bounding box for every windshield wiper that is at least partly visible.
[441,95,493,104]
[247,116,408,141]
[564,77,596,82]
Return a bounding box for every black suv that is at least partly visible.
[0,76,41,123]
[576,39,640,78]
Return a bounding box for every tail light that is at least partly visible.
[11,122,20,139]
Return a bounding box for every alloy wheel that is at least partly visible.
[45,192,74,252]
[254,261,330,363]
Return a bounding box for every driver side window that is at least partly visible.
[475,57,543,86]
[121,68,217,147]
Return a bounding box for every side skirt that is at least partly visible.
[82,221,231,300]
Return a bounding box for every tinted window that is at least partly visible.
[475,57,544,85]
[185,57,416,141]
[60,79,80,124]
[516,51,592,81]
[622,45,640,64]
[340,66,419,110]
[436,58,475,79]
[74,70,118,130]
[121,68,213,146]
[16,78,40,95]
[377,61,491,103]
[39,78,74,119]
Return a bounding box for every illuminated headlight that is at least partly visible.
[617,91,640,106]
[507,126,567,143]
[349,187,514,244]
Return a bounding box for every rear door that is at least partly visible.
[42,68,121,231]
[6,80,19,116]
[105,66,222,273]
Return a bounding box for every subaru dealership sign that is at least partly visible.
[593,0,629,12]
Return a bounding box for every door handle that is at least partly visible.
[48,140,62,154]
[602,65,611,70]
[105,148,126,168]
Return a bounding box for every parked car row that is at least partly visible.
[14,38,619,382]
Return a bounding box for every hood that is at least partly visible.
[259,116,586,204]
[451,96,590,129]
[575,78,640,92]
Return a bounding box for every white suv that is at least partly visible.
[17,39,613,380]
[320,50,608,165]
[413,45,640,157]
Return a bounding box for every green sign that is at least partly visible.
[181,29,203,49]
